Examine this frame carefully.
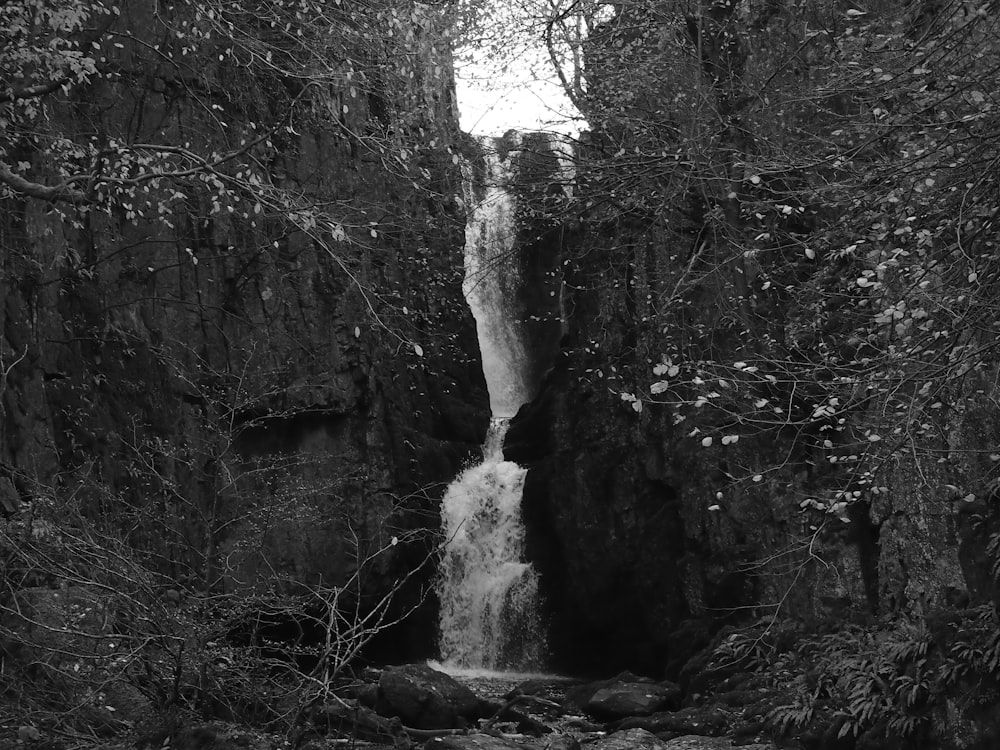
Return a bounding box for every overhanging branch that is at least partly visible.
[0,78,71,104]
[0,161,89,205]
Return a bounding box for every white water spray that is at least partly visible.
[437,139,545,671]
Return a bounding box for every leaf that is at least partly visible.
[804,247,816,260]
[650,381,670,394]
[701,436,713,447]
[413,343,424,356]
[721,435,739,445]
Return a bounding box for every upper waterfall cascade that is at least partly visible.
[462,145,530,419]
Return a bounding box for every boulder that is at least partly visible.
[585,681,681,719]
[377,664,485,729]
[564,672,652,712]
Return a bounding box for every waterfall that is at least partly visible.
[436,139,545,671]
[462,142,529,419]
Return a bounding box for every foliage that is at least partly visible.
[764,607,1000,743]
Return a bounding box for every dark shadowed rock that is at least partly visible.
[377,664,486,729]
[585,681,681,718]
[564,672,651,712]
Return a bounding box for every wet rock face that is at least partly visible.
[513,362,692,676]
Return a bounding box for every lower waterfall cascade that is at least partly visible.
[436,418,543,670]
[435,137,548,671]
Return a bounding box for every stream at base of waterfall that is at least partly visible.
[435,137,547,672]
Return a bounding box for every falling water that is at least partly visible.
[436,139,545,671]
[437,419,543,669]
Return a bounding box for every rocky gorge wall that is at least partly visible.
[490,6,1000,700]
[508,152,1000,683]
[0,0,486,660]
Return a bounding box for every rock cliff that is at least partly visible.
[510,146,1000,680]
[0,0,485,659]
[502,5,1000,694]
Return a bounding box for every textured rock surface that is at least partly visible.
[376,663,486,730]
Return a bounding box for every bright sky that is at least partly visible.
[455,48,583,135]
